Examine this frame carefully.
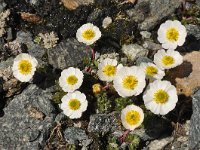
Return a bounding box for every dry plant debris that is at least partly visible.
[61,0,78,10]
[20,12,43,24]
[27,106,45,120]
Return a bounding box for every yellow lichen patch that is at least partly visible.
[125,110,141,125]
[162,55,174,66]
[145,66,158,76]
[166,28,179,42]
[82,29,95,40]
[68,99,81,110]
[102,65,117,77]
[123,75,138,90]
[66,75,78,85]
[153,89,169,104]
[18,60,32,75]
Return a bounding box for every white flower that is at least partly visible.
[154,49,183,70]
[97,58,122,82]
[59,67,83,92]
[140,62,165,80]
[12,53,38,82]
[76,23,101,45]
[60,91,88,119]
[157,20,187,50]
[121,104,144,130]
[143,80,178,115]
[113,66,146,97]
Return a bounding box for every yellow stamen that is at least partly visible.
[154,89,169,104]
[82,29,95,40]
[18,60,32,75]
[145,66,158,76]
[166,28,179,42]
[66,75,78,85]
[123,75,138,90]
[102,65,117,77]
[162,55,174,66]
[68,99,81,110]
[125,110,141,125]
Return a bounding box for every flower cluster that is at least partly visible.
[58,67,88,119]
[11,20,187,131]
[94,20,186,130]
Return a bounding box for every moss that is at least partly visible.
[120,34,135,45]
[83,56,92,66]
[34,36,42,44]
[52,91,66,104]
[37,64,48,73]
[52,80,67,104]
[181,5,200,25]
[114,97,133,111]
[104,18,138,44]
[66,144,76,150]
[125,134,140,150]
[106,135,119,150]
[96,92,112,113]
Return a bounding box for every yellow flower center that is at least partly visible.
[125,110,141,125]
[145,66,158,76]
[162,55,174,66]
[123,75,138,90]
[66,75,78,85]
[68,99,81,110]
[102,65,117,77]
[166,28,179,42]
[154,89,169,104]
[82,29,95,40]
[18,60,32,75]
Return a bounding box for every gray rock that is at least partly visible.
[143,40,162,51]
[88,112,121,133]
[87,8,103,22]
[0,84,56,149]
[16,31,46,65]
[140,0,181,30]
[47,38,91,70]
[0,57,13,69]
[148,137,174,150]
[197,0,200,7]
[186,24,200,40]
[133,116,172,141]
[140,31,151,39]
[6,27,13,41]
[55,113,66,123]
[121,44,148,61]
[0,0,6,13]
[25,0,40,6]
[126,0,150,23]
[64,127,92,147]
[127,0,181,31]
[77,0,94,5]
[136,57,152,66]
[189,89,200,149]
